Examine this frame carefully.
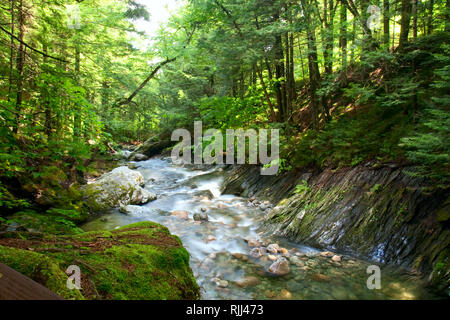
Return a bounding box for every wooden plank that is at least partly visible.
[0,263,64,300]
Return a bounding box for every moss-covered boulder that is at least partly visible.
[5,209,85,235]
[0,222,200,300]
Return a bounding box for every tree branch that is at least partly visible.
[214,0,243,37]
[115,57,176,107]
[114,25,197,107]
[340,0,372,35]
[0,25,68,63]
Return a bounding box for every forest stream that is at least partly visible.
[82,157,439,300]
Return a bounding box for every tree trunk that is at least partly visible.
[301,0,321,128]
[13,0,24,134]
[289,32,295,109]
[8,0,15,100]
[264,58,273,80]
[340,0,373,36]
[256,64,276,122]
[383,0,390,46]
[42,43,52,138]
[297,34,306,79]
[274,30,286,122]
[323,0,335,75]
[427,0,434,35]
[339,2,348,85]
[412,0,418,39]
[285,33,294,120]
[350,17,356,62]
[399,0,412,50]
[73,46,82,139]
[446,0,450,32]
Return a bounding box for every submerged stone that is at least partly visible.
[269,257,291,276]
[171,210,190,220]
[266,244,280,254]
[249,247,264,258]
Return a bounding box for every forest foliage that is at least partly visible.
[0,0,449,217]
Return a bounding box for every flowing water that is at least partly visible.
[82,158,439,300]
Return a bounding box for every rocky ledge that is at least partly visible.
[222,163,449,292]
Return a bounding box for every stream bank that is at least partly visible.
[222,163,449,294]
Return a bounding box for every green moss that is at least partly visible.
[0,246,84,300]
[294,180,310,194]
[370,184,382,193]
[0,221,200,300]
[277,198,289,207]
[431,249,450,292]
[7,210,84,235]
[435,197,450,223]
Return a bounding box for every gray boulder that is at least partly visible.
[114,150,132,160]
[119,204,153,216]
[84,166,156,212]
[193,211,208,221]
[129,153,149,161]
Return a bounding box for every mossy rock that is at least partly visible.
[6,210,85,235]
[0,222,200,300]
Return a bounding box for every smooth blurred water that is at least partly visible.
[82,158,439,300]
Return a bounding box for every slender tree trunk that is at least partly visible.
[399,0,412,49]
[42,43,52,138]
[412,0,418,39]
[239,70,245,98]
[297,34,306,79]
[256,64,276,122]
[274,30,286,122]
[323,0,335,75]
[359,0,369,26]
[285,32,291,119]
[301,0,321,128]
[340,0,373,36]
[306,30,322,128]
[427,0,434,35]
[13,0,24,134]
[339,2,347,69]
[73,46,81,139]
[392,12,396,50]
[8,0,15,100]
[264,58,273,80]
[285,31,295,121]
[446,0,450,32]
[350,17,356,62]
[383,0,390,46]
[289,32,295,108]
[251,64,257,86]
[101,81,109,120]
